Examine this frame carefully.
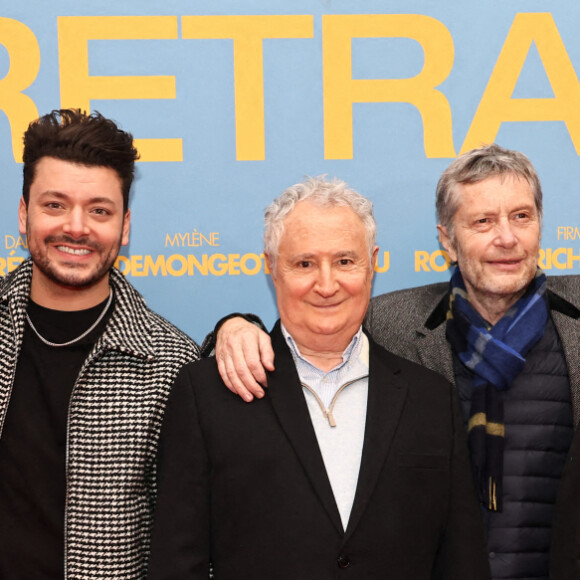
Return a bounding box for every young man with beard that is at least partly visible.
[0,109,199,579]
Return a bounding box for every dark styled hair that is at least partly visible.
[22,109,139,211]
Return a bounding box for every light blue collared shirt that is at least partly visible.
[282,324,369,408]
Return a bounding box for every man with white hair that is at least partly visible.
[148,177,489,579]
[213,146,580,580]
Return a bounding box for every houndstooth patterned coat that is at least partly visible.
[0,259,200,579]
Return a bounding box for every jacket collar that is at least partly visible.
[267,321,344,533]
[0,259,156,360]
[0,258,34,305]
[101,267,157,360]
[417,276,580,420]
[421,278,580,332]
[344,330,408,539]
[547,289,580,320]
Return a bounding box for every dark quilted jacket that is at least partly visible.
[454,315,573,579]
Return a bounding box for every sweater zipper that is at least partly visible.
[301,374,368,427]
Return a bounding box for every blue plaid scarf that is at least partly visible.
[445,267,548,511]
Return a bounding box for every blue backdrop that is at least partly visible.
[1,1,580,342]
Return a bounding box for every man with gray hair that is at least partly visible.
[213,146,580,580]
[148,176,489,579]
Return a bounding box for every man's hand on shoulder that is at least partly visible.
[216,317,275,402]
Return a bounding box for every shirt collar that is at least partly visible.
[281,323,364,373]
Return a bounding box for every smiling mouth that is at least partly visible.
[487,258,525,268]
[56,246,92,256]
[312,302,343,309]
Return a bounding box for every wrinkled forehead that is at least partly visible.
[286,202,368,241]
[278,203,365,255]
[452,173,538,215]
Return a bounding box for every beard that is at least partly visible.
[28,230,122,291]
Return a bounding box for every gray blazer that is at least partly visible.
[365,275,580,425]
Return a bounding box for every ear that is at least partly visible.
[121,209,131,246]
[264,253,276,280]
[437,224,457,263]
[18,197,27,236]
[370,245,379,278]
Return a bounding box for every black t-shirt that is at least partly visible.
[0,296,113,579]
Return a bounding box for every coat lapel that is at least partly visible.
[267,324,344,534]
[550,308,580,426]
[406,292,455,386]
[545,282,580,426]
[415,321,455,386]
[344,338,408,539]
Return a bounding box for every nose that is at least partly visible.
[493,219,517,249]
[63,207,90,238]
[314,264,339,297]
